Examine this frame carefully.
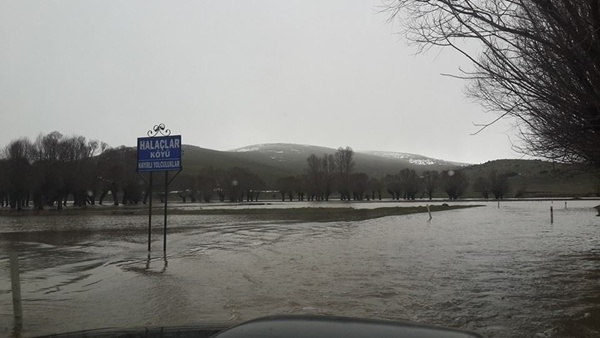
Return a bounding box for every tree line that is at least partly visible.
[276,147,511,202]
[0,132,271,210]
[169,166,266,203]
[1,134,512,210]
[0,132,143,210]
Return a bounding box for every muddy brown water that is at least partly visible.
[1,200,599,337]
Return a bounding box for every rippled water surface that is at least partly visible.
[1,200,599,337]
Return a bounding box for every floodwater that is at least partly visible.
[1,200,599,337]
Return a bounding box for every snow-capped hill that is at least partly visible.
[228,143,469,168]
[230,143,335,154]
[229,143,337,161]
[363,150,469,167]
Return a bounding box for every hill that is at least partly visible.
[180,143,468,186]
[181,145,292,184]
[175,143,598,197]
[461,159,599,198]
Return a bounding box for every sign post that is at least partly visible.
[137,124,182,252]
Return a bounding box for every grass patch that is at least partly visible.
[169,204,481,222]
[0,204,481,222]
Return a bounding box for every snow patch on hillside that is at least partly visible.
[364,151,468,166]
[230,143,333,155]
[364,151,437,165]
[230,144,307,162]
[233,145,263,152]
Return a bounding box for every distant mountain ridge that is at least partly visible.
[180,143,468,186]
[178,143,470,185]
[229,143,470,167]
[176,143,596,197]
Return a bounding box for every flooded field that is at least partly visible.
[1,200,599,337]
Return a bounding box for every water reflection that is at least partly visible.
[142,252,168,274]
[0,200,599,337]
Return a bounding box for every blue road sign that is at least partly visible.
[137,135,182,172]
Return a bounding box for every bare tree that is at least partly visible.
[350,172,369,200]
[473,176,491,199]
[4,138,34,210]
[440,170,469,200]
[0,159,8,207]
[97,147,141,206]
[306,154,324,200]
[489,171,510,199]
[385,1,600,168]
[422,170,439,200]
[399,168,420,200]
[384,174,402,200]
[60,135,102,207]
[368,177,383,200]
[294,175,307,201]
[323,154,336,200]
[276,176,296,201]
[223,167,265,202]
[172,174,197,203]
[306,153,336,201]
[334,147,355,200]
[32,132,63,209]
[196,168,218,203]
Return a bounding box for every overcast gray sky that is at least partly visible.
[1,0,520,164]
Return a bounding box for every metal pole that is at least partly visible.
[148,172,153,252]
[10,252,23,331]
[164,171,168,252]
